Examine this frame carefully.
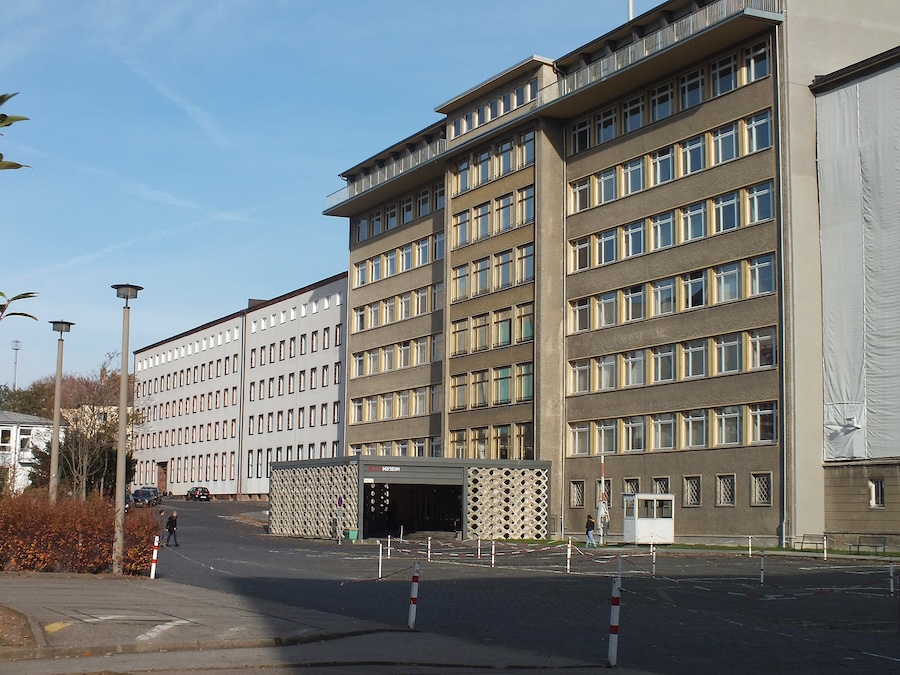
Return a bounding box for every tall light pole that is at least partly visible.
[112,284,141,575]
[48,321,74,503]
[11,340,21,391]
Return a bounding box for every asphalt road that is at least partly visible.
[152,498,900,674]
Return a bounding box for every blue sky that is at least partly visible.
[1,0,659,389]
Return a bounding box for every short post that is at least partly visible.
[400,525,404,542]
[491,539,496,569]
[477,538,482,560]
[427,536,432,562]
[748,535,752,558]
[150,535,160,580]
[378,541,383,579]
[608,577,621,667]
[567,537,572,574]
[823,534,828,561]
[760,554,765,586]
[617,553,622,584]
[890,561,895,596]
[387,534,392,559]
[651,543,657,578]
[408,562,421,629]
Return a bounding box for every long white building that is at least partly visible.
[132,273,347,499]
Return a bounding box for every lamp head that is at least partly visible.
[112,284,143,301]
[49,320,74,335]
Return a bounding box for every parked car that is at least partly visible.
[124,491,133,514]
[186,486,211,501]
[141,486,160,503]
[132,488,158,508]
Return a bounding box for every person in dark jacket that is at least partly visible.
[165,511,179,546]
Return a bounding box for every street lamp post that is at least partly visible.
[48,321,74,504]
[112,284,141,575]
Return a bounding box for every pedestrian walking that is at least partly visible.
[165,511,179,546]
[585,514,597,547]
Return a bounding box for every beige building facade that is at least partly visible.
[325,0,900,543]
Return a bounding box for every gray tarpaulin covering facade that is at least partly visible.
[818,60,900,461]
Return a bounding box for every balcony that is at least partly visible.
[325,0,782,211]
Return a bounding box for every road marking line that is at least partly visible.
[137,619,191,641]
[45,622,72,633]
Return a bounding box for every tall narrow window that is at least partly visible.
[650,83,673,121]
[711,55,737,96]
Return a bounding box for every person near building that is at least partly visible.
[585,514,597,548]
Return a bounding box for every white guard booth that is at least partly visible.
[622,493,675,544]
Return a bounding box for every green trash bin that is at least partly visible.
[344,528,359,541]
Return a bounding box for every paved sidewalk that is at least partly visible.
[0,572,644,674]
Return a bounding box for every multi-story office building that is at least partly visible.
[318,0,899,544]
[133,274,347,499]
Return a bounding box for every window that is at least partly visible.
[571,298,591,332]
[571,237,590,271]
[683,476,701,507]
[716,474,736,506]
[497,140,513,175]
[494,309,512,347]
[624,478,641,494]
[683,339,707,378]
[682,202,707,241]
[370,256,382,282]
[751,403,777,442]
[597,228,617,264]
[598,168,617,204]
[653,345,675,382]
[652,278,676,316]
[517,303,534,342]
[715,262,742,303]
[684,270,706,309]
[682,136,705,175]
[594,420,614,454]
[371,209,383,236]
[451,319,468,355]
[413,387,428,416]
[750,328,776,368]
[570,423,590,455]
[517,243,534,282]
[434,232,445,259]
[624,158,644,195]
[624,221,644,257]
[474,203,490,240]
[472,258,490,296]
[496,194,513,232]
[417,189,430,217]
[869,479,885,508]
[385,203,397,230]
[625,416,645,451]
[471,370,489,407]
[454,211,469,247]
[571,359,591,393]
[750,254,776,295]
[713,123,739,164]
[745,41,770,83]
[650,83,673,122]
[399,292,412,320]
[623,285,644,322]
[397,390,410,418]
[711,55,737,97]
[651,147,674,185]
[382,346,395,372]
[381,393,394,420]
[598,355,617,390]
[572,178,591,212]
[383,297,396,324]
[598,291,617,327]
[571,118,590,154]
[570,480,586,508]
[652,212,675,250]
[457,159,470,193]
[622,96,643,133]
[597,107,616,144]
[746,111,772,152]
[747,182,774,224]
[416,238,430,266]
[451,265,468,301]
[355,262,367,287]
[518,185,535,223]
[716,406,742,445]
[398,341,411,369]
[752,473,772,506]
[451,374,467,410]
[716,334,742,374]
[653,414,676,450]
[623,350,645,387]
[520,130,535,166]
[680,69,704,109]
[472,314,489,351]
[494,366,512,404]
[516,362,534,402]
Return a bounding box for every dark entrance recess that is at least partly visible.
[364,483,462,538]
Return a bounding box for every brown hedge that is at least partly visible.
[0,493,158,575]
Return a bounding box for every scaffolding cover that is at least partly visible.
[818,61,900,460]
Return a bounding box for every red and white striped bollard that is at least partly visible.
[408,562,421,629]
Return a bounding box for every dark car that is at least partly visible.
[141,486,160,503]
[186,486,211,501]
[132,488,157,508]
[124,491,133,514]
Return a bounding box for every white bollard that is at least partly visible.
[150,535,160,580]
[408,562,421,629]
[400,526,404,542]
[608,578,621,667]
[823,534,828,561]
[748,535,752,558]
[428,536,432,562]
[760,554,765,586]
[388,534,392,559]
[477,538,482,560]
[566,537,572,574]
[651,543,657,578]
[378,541,383,579]
[491,540,496,568]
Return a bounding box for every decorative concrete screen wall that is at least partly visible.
[269,462,358,538]
[466,466,549,540]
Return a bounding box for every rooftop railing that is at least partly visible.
[326,0,782,210]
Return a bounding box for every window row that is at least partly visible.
[142,386,241,422]
[455,131,535,194]
[568,40,770,155]
[568,254,776,333]
[450,362,534,411]
[452,186,534,250]
[568,327,776,393]
[248,362,342,400]
[138,326,242,374]
[350,385,443,424]
[247,401,341,434]
[451,243,534,302]
[570,471,773,510]
[569,181,774,272]
[354,232,445,288]
[569,111,772,214]
[139,354,240,396]
[450,79,538,139]
[451,303,534,356]
[350,437,443,458]
[352,282,445,333]
[168,451,237,484]
[250,294,342,333]
[352,334,442,379]
[249,325,342,368]
[137,418,239,450]
[246,442,341,480]
[567,402,778,457]
[355,183,445,243]
[448,422,535,461]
